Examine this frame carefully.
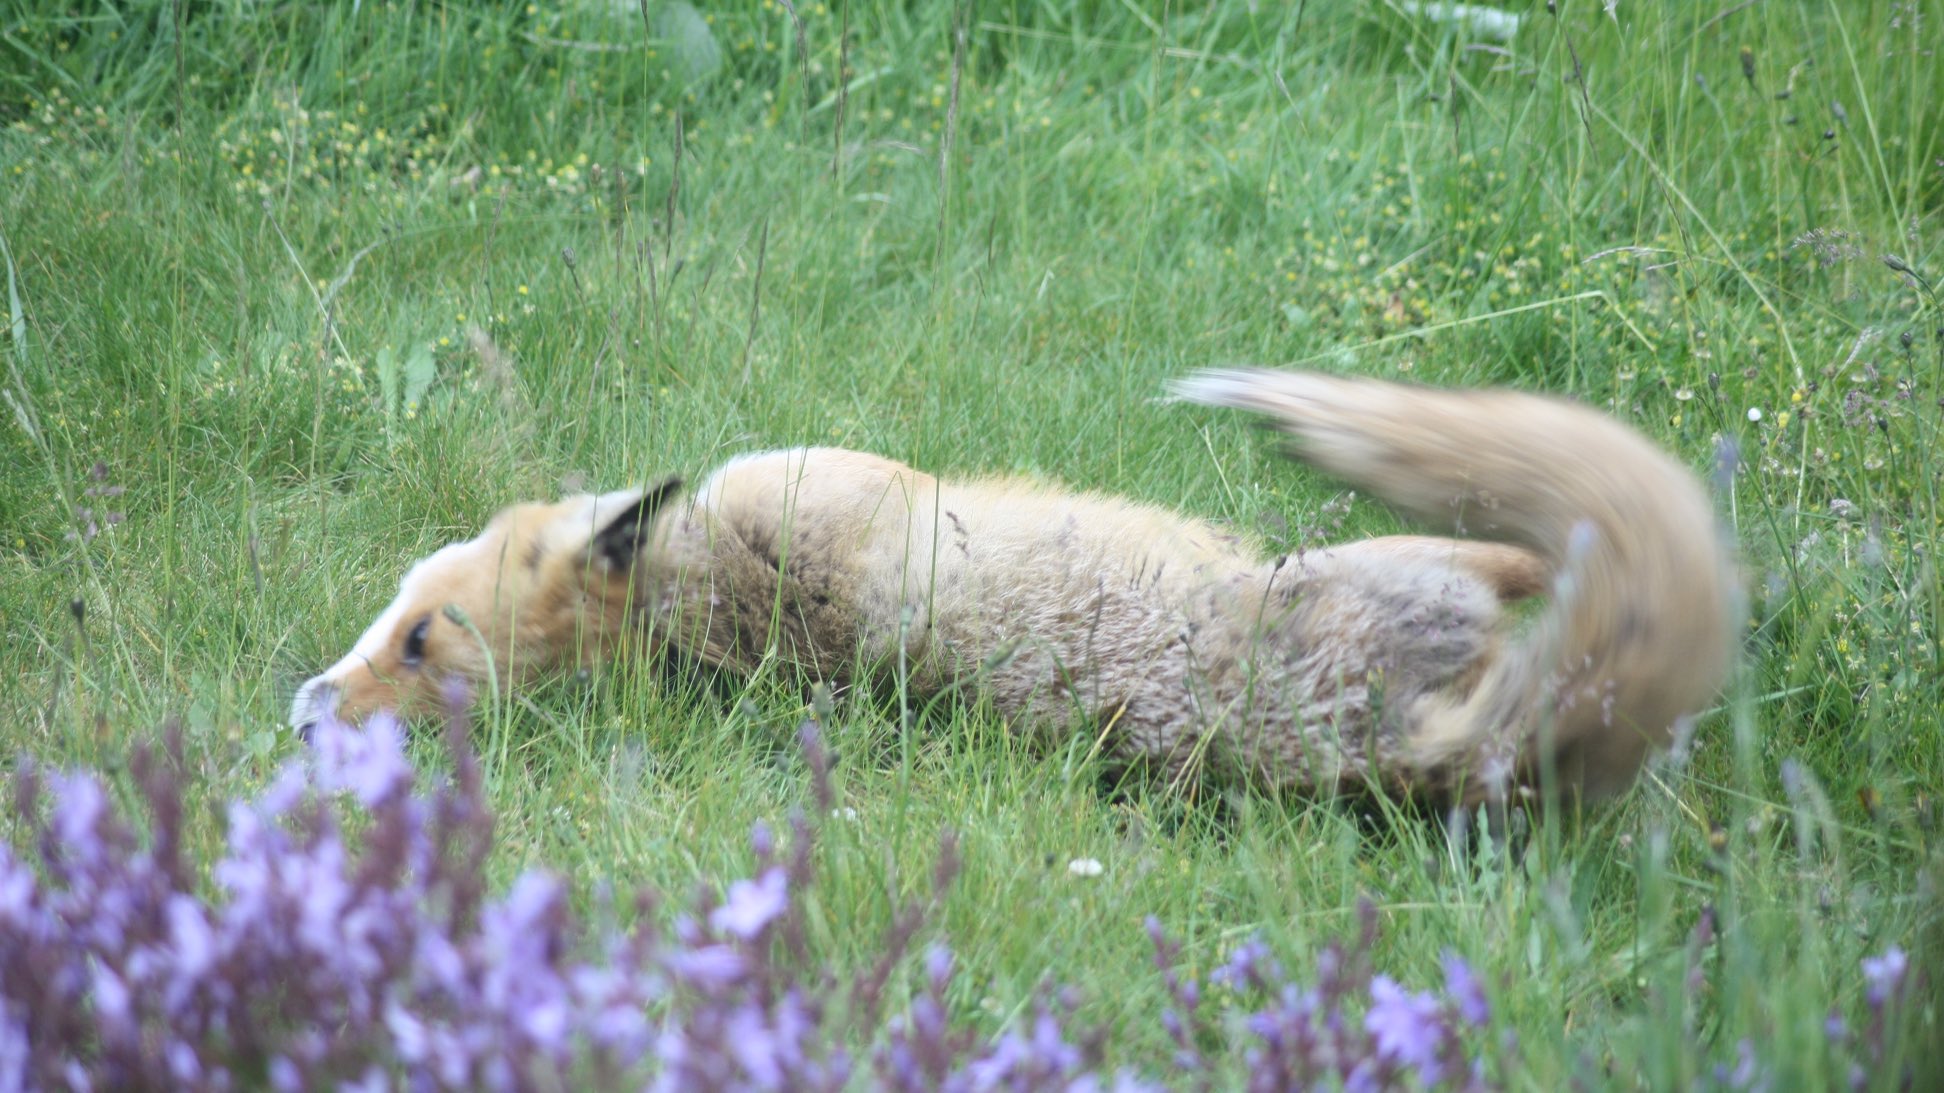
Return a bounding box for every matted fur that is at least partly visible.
[293,370,1741,806]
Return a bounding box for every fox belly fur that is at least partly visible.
[292,369,1741,806]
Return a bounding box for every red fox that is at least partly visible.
[292,369,1740,805]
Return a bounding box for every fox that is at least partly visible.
[291,368,1741,806]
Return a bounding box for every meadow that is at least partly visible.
[1,0,1939,1086]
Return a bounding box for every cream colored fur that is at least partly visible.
[293,369,1741,806]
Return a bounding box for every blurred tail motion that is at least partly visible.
[1173,368,1742,803]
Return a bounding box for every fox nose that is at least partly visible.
[290,677,337,738]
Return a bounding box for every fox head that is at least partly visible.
[289,477,684,735]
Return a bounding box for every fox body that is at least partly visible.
[292,370,1740,805]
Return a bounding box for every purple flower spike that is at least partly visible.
[1214,935,1277,991]
[309,711,412,805]
[49,772,112,867]
[924,944,953,991]
[1860,946,1907,1009]
[1365,976,1449,1083]
[667,944,747,989]
[5,700,1924,1092]
[1441,951,1491,1027]
[709,867,788,940]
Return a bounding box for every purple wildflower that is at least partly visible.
[1214,934,1280,992]
[49,772,112,868]
[924,944,953,991]
[750,820,776,858]
[709,868,788,940]
[309,710,413,805]
[2,705,1926,1091]
[1735,1039,1764,1091]
[1366,975,1449,1083]
[1860,946,1907,1009]
[666,945,748,990]
[1441,951,1490,1027]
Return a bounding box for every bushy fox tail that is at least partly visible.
[1171,368,1742,804]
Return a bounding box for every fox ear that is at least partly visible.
[590,476,684,570]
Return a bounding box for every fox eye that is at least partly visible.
[401,617,431,667]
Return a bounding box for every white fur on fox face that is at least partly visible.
[290,540,477,731]
[291,594,413,731]
[292,483,678,733]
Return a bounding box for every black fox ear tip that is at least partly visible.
[593,478,684,569]
[635,475,684,508]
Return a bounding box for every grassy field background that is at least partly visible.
[3,0,1940,1085]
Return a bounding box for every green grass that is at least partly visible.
[2,0,1939,1085]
